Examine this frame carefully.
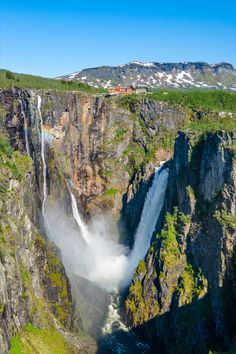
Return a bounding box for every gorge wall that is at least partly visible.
[125,131,236,354]
[0,87,235,353]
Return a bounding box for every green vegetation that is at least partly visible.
[102,188,119,197]
[157,208,207,305]
[0,69,107,94]
[114,127,128,140]
[5,70,15,80]
[9,323,76,354]
[147,90,236,113]
[137,259,146,274]
[157,131,176,151]
[187,116,236,133]
[179,212,191,225]
[0,134,32,197]
[118,94,143,108]
[158,208,181,269]
[123,141,146,176]
[179,265,208,304]
[125,279,159,327]
[214,211,236,231]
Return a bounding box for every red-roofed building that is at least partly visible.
[108,86,134,94]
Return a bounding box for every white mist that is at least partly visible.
[65,164,169,291]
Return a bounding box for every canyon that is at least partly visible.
[0,87,235,353]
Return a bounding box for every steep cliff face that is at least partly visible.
[0,134,96,353]
[0,87,189,350]
[1,87,235,353]
[0,88,187,234]
[125,131,236,354]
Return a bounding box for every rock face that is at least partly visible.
[0,135,97,353]
[0,89,188,228]
[125,131,236,354]
[58,61,236,90]
[0,87,189,351]
[0,87,235,353]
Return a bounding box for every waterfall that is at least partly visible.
[37,95,47,214]
[37,95,53,238]
[127,164,169,283]
[70,191,91,244]
[64,163,169,291]
[19,99,30,156]
[100,164,169,351]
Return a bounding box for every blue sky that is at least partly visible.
[0,0,235,77]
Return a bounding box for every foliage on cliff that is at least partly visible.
[10,324,77,354]
[0,134,32,195]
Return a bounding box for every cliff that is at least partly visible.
[0,86,235,353]
[125,131,236,354]
[0,87,188,351]
[0,134,96,353]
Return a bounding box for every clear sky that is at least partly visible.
[0,0,235,77]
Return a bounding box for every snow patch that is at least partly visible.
[69,72,79,79]
[104,80,112,88]
[129,61,155,67]
[166,74,173,84]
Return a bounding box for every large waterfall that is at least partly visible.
[19,99,30,156]
[68,165,169,291]
[127,163,169,284]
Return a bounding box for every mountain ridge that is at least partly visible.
[57,61,236,91]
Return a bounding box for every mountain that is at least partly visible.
[57,61,236,91]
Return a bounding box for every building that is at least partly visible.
[108,86,148,94]
[108,86,134,94]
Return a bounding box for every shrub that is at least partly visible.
[5,70,15,80]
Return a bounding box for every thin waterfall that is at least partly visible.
[37,95,53,238]
[70,191,91,244]
[37,95,47,214]
[19,99,30,156]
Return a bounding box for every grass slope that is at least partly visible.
[0,69,107,94]
[147,90,236,112]
[9,324,76,354]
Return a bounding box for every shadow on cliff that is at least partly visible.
[95,289,236,354]
[117,170,155,247]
